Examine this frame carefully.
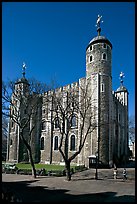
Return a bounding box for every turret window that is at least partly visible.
[102,53,107,60]
[101,83,105,92]
[90,45,93,51]
[103,43,107,49]
[89,55,93,63]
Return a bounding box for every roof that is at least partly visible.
[86,35,112,50]
[116,85,128,92]
[15,77,30,85]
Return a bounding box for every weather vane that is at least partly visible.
[22,62,27,78]
[119,71,125,86]
[95,15,103,36]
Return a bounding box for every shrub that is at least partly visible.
[75,165,87,172]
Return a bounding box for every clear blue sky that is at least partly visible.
[2,2,135,117]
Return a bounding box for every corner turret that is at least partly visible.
[14,62,30,95]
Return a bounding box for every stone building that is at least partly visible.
[129,142,135,159]
[7,16,129,168]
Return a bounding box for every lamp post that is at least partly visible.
[95,152,98,180]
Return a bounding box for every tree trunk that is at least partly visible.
[20,131,37,178]
[27,146,37,178]
[65,160,71,181]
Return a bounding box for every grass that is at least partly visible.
[2,161,86,175]
[2,161,78,171]
[15,163,76,170]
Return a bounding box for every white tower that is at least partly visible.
[86,15,113,166]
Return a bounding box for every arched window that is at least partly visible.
[70,135,75,151]
[55,118,60,129]
[90,45,93,51]
[54,136,58,150]
[41,137,44,150]
[102,53,107,60]
[71,115,76,127]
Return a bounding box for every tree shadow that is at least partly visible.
[2,179,135,202]
[72,177,104,181]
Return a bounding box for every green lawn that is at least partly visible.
[2,161,86,174]
[16,163,76,170]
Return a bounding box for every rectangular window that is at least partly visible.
[101,83,105,92]
[89,55,93,62]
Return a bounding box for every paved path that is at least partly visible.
[2,168,135,202]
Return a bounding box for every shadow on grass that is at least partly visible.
[2,178,135,202]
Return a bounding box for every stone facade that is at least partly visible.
[7,28,129,168]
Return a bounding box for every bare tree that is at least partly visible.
[2,115,8,139]
[46,79,99,181]
[2,78,49,178]
[2,115,8,160]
